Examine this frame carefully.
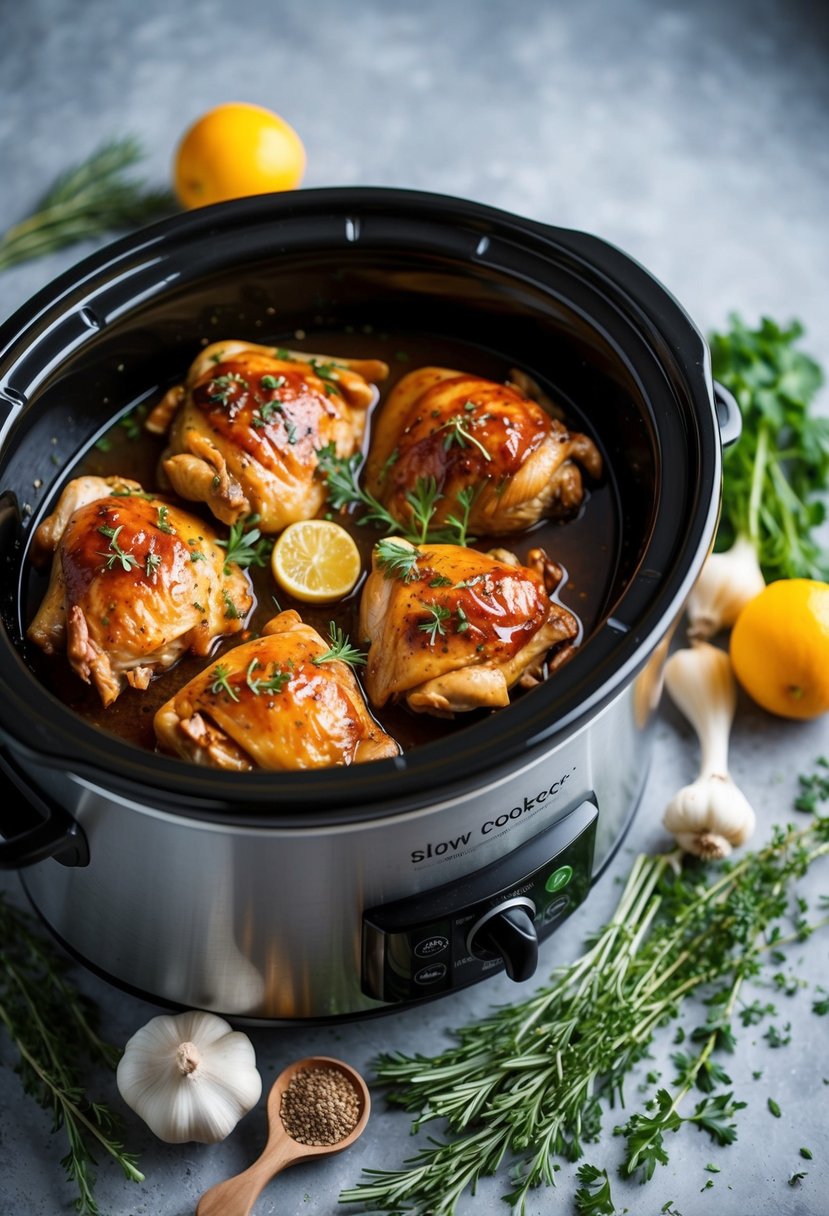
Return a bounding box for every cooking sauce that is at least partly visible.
[23,328,618,759]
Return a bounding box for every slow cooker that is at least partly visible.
[0,188,738,1021]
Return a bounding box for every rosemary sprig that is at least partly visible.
[341,774,829,1216]
[375,538,421,582]
[0,138,175,271]
[245,658,291,695]
[210,663,239,701]
[311,622,367,668]
[216,515,274,574]
[0,896,143,1214]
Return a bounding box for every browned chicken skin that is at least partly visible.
[147,341,388,533]
[27,476,251,707]
[364,366,602,536]
[154,610,399,770]
[358,539,579,715]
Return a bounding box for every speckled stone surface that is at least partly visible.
[1,1,828,1214]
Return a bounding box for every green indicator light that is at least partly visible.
[545,864,573,894]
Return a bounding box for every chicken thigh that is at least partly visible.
[364,366,602,536]
[147,340,388,533]
[358,538,579,715]
[27,476,251,707]
[154,610,399,770]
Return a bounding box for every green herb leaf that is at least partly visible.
[710,315,829,580]
[216,516,273,574]
[574,1163,616,1214]
[210,664,239,701]
[0,138,175,272]
[311,622,367,669]
[417,601,452,644]
[96,524,138,573]
[767,1097,782,1118]
[375,538,420,582]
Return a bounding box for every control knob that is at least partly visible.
[467,897,538,982]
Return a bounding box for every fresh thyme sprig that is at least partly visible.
[311,622,367,668]
[216,515,274,575]
[245,658,291,695]
[0,138,175,272]
[0,896,144,1215]
[341,776,829,1216]
[210,663,239,701]
[315,444,471,546]
[96,524,138,572]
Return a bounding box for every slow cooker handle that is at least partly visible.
[0,747,89,869]
[713,381,742,448]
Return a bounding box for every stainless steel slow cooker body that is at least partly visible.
[0,189,733,1020]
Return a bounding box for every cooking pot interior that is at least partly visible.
[0,195,715,816]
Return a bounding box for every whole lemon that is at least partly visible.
[174,102,306,209]
[730,578,829,719]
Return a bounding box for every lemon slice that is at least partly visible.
[271,520,362,603]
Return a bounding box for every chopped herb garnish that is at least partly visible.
[309,359,342,392]
[800,1147,813,1160]
[767,1097,782,1118]
[417,602,452,644]
[210,664,239,702]
[437,414,492,461]
[189,549,206,562]
[285,420,298,445]
[260,374,286,390]
[209,351,224,364]
[311,622,367,668]
[144,551,161,577]
[155,505,175,534]
[222,591,241,620]
[375,538,420,582]
[428,574,453,588]
[193,601,204,612]
[119,404,146,440]
[251,398,283,429]
[96,524,138,572]
[455,604,470,633]
[245,658,291,695]
[208,372,249,406]
[789,1171,807,1187]
[216,516,273,574]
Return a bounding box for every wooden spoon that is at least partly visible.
[196,1055,371,1216]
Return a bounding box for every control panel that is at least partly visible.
[362,798,597,1003]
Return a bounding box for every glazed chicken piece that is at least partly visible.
[364,366,602,536]
[359,538,579,715]
[154,610,399,770]
[147,340,388,533]
[27,476,252,707]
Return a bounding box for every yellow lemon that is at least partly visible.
[730,579,829,719]
[174,102,306,209]
[271,520,361,603]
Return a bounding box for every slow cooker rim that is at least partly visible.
[0,187,720,823]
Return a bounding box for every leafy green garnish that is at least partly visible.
[340,763,829,1215]
[574,1163,615,1214]
[417,601,451,644]
[311,622,367,668]
[0,896,144,1214]
[0,137,175,272]
[216,515,273,575]
[374,538,420,582]
[96,524,138,572]
[245,658,290,695]
[209,664,239,702]
[710,315,829,579]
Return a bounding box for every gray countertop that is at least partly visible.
[1,1,828,1213]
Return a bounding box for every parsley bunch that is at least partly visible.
[342,768,829,1216]
[711,315,829,580]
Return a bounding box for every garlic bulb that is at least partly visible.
[117,1010,262,1143]
[662,641,755,859]
[686,536,765,640]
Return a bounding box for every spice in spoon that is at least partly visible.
[280,1066,361,1145]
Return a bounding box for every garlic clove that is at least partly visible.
[686,536,765,640]
[117,1010,262,1144]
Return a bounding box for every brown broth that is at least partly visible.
[24,329,618,758]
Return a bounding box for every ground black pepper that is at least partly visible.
[280,1066,361,1145]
